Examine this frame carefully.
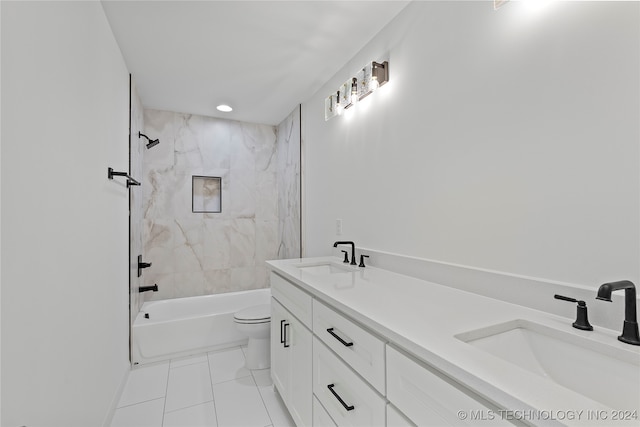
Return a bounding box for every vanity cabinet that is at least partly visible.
[270,270,513,427]
[313,336,386,426]
[271,275,313,427]
[387,403,415,427]
[313,396,338,427]
[386,345,512,426]
[313,300,386,394]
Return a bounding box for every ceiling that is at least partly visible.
[101,1,410,126]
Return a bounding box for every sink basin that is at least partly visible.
[456,319,640,410]
[295,261,356,275]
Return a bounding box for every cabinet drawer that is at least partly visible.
[387,404,415,427]
[313,395,338,427]
[271,272,312,328]
[313,337,386,427]
[387,345,512,426]
[313,299,385,393]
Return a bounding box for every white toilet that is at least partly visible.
[233,304,271,370]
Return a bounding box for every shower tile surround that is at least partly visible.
[142,107,300,300]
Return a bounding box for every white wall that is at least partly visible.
[303,1,639,288]
[1,1,130,425]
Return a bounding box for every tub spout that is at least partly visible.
[139,284,158,293]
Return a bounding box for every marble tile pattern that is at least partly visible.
[276,105,302,259]
[130,79,145,327]
[141,108,300,300]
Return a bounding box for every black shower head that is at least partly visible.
[146,139,160,149]
[139,132,160,149]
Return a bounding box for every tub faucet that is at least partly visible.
[596,280,640,346]
[333,241,357,265]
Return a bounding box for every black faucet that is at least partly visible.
[596,280,640,346]
[333,241,357,265]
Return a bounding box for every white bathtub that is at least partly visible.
[132,288,271,365]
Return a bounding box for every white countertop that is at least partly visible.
[266,257,640,427]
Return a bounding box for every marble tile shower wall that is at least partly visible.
[141,108,299,300]
[276,105,301,260]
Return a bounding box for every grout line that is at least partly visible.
[115,396,165,410]
[169,355,209,370]
[160,359,171,426]
[251,369,275,427]
[163,398,215,415]
[206,350,221,427]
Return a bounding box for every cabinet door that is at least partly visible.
[387,345,513,426]
[387,404,415,427]
[271,297,313,427]
[314,396,338,427]
[271,297,290,403]
[289,314,312,426]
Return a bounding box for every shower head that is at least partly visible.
[146,138,160,149]
[138,132,160,149]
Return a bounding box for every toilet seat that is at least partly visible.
[234,304,271,324]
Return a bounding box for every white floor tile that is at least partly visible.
[208,347,251,384]
[118,362,170,407]
[213,376,271,427]
[165,362,214,413]
[253,370,296,427]
[111,398,165,427]
[162,401,217,427]
[171,353,209,370]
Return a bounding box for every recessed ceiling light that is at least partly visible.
[216,104,233,112]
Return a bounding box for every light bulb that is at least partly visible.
[350,78,359,105]
[369,77,379,92]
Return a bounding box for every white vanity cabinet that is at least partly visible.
[271,274,313,427]
[269,269,513,427]
[386,345,513,426]
[313,300,386,394]
[313,336,386,426]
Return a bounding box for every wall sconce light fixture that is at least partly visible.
[325,60,388,121]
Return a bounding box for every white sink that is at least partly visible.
[295,261,356,275]
[456,319,640,411]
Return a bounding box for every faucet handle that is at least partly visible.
[554,294,593,331]
[341,250,349,263]
[359,254,370,268]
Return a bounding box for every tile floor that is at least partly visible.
[111,346,295,427]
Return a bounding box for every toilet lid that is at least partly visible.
[234,304,271,322]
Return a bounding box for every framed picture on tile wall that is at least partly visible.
[192,176,222,213]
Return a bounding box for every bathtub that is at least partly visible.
[132,288,271,365]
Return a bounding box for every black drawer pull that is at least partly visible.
[283,322,290,348]
[327,384,354,411]
[280,320,286,344]
[327,328,353,347]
